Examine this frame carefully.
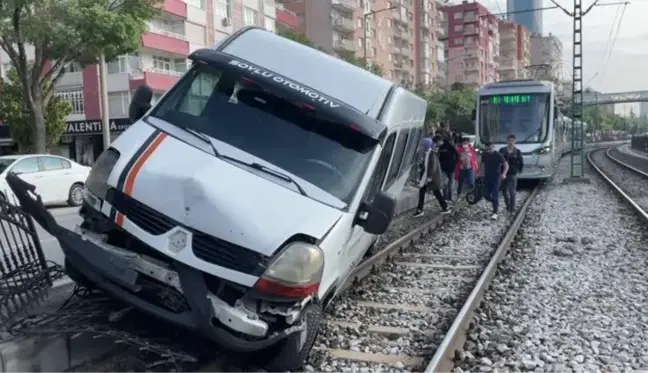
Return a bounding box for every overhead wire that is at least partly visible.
[597,1,628,82]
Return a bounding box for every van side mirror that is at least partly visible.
[129,84,153,123]
[471,108,476,121]
[357,191,397,235]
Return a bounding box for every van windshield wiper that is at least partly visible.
[185,128,221,158]
[221,155,308,197]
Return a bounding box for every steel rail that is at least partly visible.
[605,147,648,179]
[587,147,648,221]
[424,184,541,373]
[340,200,466,293]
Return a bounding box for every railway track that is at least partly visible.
[66,184,542,372]
[588,145,648,219]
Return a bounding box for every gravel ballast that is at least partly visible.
[308,190,533,373]
[455,155,648,373]
[590,147,648,211]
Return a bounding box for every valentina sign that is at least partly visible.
[228,59,341,108]
[65,119,131,135]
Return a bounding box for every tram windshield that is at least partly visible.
[478,93,551,144]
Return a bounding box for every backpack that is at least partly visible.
[466,177,485,205]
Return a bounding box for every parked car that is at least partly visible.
[0,154,90,206]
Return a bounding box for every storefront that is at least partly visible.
[59,118,131,165]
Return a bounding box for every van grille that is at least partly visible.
[106,188,268,276]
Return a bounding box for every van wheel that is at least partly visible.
[67,183,84,207]
[262,303,322,371]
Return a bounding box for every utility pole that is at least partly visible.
[547,0,629,182]
[99,53,111,151]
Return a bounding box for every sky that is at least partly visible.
[472,0,648,114]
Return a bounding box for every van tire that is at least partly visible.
[262,303,322,371]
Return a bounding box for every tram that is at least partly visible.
[473,79,563,180]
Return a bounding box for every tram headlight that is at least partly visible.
[535,145,552,155]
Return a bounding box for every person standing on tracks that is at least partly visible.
[481,141,509,220]
[499,134,524,214]
[455,137,479,198]
[437,134,459,203]
[414,137,451,218]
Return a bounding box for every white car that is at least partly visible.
[0,154,90,206]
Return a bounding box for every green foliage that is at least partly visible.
[583,105,648,135]
[0,68,71,152]
[413,84,476,134]
[277,28,323,50]
[0,0,162,152]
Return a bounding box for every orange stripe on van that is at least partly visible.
[115,132,168,227]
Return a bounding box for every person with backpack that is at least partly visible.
[499,134,524,214]
[455,137,479,198]
[414,136,451,217]
[437,134,459,203]
[481,141,509,220]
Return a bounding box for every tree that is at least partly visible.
[277,28,323,50]
[0,68,71,152]
[0,0,162,153]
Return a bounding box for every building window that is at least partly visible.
[215,0,231,19]
[56,90,84,115]
[152,56,186,74]
[108,92,130,118]
[153,56,171,71]
[454,12,463,20]
[264,16,275,32]
[244,7,258,26]
[186,0,205,9]
[107,55,138,74]
[64,62,82,73]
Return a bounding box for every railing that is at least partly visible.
[332,0,355,9]
[146,67,185,76]
[332,17,354,30]
[333,39,354,51]
[146,23,187,41]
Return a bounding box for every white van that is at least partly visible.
[8,27,427,370]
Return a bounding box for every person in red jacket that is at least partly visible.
[455,137,479,197]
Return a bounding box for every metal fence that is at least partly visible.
[631,135,648,153]
[0,197,52,324]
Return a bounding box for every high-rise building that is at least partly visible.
[441,1,500,88]
[506,0,542,35]
[530,33,563,82]
[498,21,531,81]
[280,0,336,53]
[0,0,279,162]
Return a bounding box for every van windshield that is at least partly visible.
[149,64,377,204]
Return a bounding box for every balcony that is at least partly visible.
[394,46,410,57]
[276,6,298,29]
[332,39,355,52]
[392,9,408,24]
[129,68,183,92]
[464,26,478,35]
[160,0,187,18]
[141,31,189,56]
[436,25,446,38]
[332,17,354,32]
[393,26,409,40]
[332,0,355,11]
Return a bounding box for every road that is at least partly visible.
[34,206,82,266]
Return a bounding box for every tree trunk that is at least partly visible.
[31,99,47,154]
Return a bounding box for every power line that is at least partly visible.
[598,2,628,81]
[594,4,622,83]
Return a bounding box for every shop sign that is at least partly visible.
[65,118,131,135]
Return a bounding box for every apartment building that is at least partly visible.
[530,33,563,82]
[498,21,531,81]
[275,3,299,30]
[0,0,280,163]
[506,0,542,35]
[442,1,500,88]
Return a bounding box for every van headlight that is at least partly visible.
[85,148,120,200]
[535,145,551,155]
[254,241,324,299]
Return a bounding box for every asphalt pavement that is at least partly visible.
[35,206,82,266]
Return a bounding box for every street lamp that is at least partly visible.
[363,5,399,64]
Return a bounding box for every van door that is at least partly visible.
[343,132,398,274]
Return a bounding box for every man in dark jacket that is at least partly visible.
[414,136,451,217]
[437,135,459,203]
[499,134,524,214]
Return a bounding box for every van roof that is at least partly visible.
[219,27,394,118]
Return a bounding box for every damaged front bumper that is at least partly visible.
[6,173,304,352]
